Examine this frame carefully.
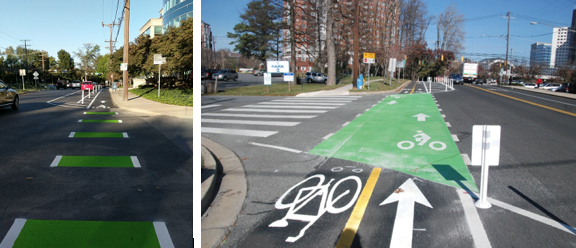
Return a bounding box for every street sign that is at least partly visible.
[264,73,272,85]
[153,54,166,65]
[363,58,375,64]
[397,60,406,68]
[471,125,501,166]
[120,63,128,71]
[33,77,39,80]
[19,69,25,76]
[266,60,290,73]
[283,72,294,82]
[363,53,375,59]
[33,71,39,77]
[388,58,397,72]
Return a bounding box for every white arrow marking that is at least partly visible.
[380,179,432,248]
[412,113,430,122]
[388,100,397,105]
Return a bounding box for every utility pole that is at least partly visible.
[504,11,512,85]
[352,0,360,89]
[103,21,119,87]
[123,0,130,101]
[21,39,30,85]
[41,51,46,84]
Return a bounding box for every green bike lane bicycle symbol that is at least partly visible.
[397,130,447,151]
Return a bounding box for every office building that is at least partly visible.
[552,27,571,68]
[139,18,163,38]
[530,42,552,67]
[162,0,192,30]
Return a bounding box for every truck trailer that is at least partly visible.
[460,63,478,83]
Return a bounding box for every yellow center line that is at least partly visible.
[466,84,576,118]
[335,168,381,248]
[410,82,417,94]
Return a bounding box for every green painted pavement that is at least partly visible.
[71,132,125,138]
[80,119,122,123]
[309,94,478,191]
[84,112,118,115]
[51,156,140,168]
[10,219,164,248]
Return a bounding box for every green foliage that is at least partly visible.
[129,87,192,106]
[227,0,283,63]
[74,44,100,80]
[58,49,74,71]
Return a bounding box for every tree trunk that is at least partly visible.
[326,0,336,86]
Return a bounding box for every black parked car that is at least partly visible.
[555,83,569,92]
[0,80,19,110]
[56,80,67,89]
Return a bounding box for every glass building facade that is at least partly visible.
[530,42,552,68]
[162,0,192,30]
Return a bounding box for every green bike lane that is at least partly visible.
[0,90,190,247]
[310,93,477,192]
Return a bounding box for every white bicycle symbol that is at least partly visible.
[269,174,362,243]
[397,130,447,151]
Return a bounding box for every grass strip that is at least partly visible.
[209,75,354,96]
[129,87,192,106]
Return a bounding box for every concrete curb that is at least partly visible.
[108,88,193,119]
[201,137,247,248]
[501,85,576,100]
[201,145,220,215]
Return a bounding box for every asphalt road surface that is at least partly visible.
[201,82,576,247]
[0,89,192,247]
[207,73,291,91]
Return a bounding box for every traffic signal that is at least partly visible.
[441,55,444,61]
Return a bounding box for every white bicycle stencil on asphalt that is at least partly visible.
[397,130,447,151]
[269,174,362,242]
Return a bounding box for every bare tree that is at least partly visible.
[399,0,433,50]
[437,3,465,54]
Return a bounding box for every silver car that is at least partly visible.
[305,72,327,83]
[212,69,238,81]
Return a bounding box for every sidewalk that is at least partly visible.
[295,79,411,97]
[109,88,193,119]
[502,85,576,100]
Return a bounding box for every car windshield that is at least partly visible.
[217,70,226,73]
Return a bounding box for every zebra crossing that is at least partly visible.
[201,96,363,137]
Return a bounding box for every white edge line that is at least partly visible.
[83,112,87,114]
[69,132,76,138]
[490,198,576,236]
[356,114,361,117]
[446,122,451,127]
[78,119,83,122]
[50,156,63,167]
[86,89,103,109]
[461,154,471,166]
[123,132,129,138]
[153,222,175,248]
[452,134,460,142]
[249,142,302,154]
[457,189,493,248]
[115,112,119,115]
[0,218,27,248]
[323,133,334,140]
[131,156,141,168]
[342,121,350,127]
[118,120,123,123]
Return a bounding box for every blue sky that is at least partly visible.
[201,0,576,63]
[0,0,162,61]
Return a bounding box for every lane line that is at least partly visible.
[249,142,302,153]
[452,134,460,142]
[243,105,337,109]
[467,84,576,118]
[223,108,327,113]
[201,104,221,109]
[202,127,278,137]
[461,154,471,165]
[202,113,316,119]
[457,189,492,248]
[342,121,350,127]
[153,222,176,248]
[323,133,334,140]
[0,218,26,248]
[123,132,129,138]
[50,156,63,167]
[335,168,381,248]
[446,122,451,127]
[202,119,299,126]
[69,132,75,138]
[131,156,141,168]
[410,82,417,94]
[272,100,353,103]
[499,88,576,107]
[258,102,345,106]
[490,198,576,235]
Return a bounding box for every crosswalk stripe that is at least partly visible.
[202,113,316,119]
[293,96,361,99]
[202,119,299,126]
[202,127,278,137]
[257,102,346,106]
[243,105,337,109]
[223,108,327,113]
[201,104,221,109]
[272,99,353,103]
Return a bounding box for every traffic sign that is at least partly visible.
[363,53,375,59]
[33,77,39,80]
[363,58,375,64]
[283,73,294,82]
[266,60,289,73]
[120,63,128,71]
[19,69,25,76]
[153,54,166,65]
[33,71,39,77]
[264,73,272,85]
[388,58,397,72]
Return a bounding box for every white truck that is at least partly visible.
[460,63,478,83]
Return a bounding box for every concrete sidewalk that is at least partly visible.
[296,79,411,97]
[109,88,193,119]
